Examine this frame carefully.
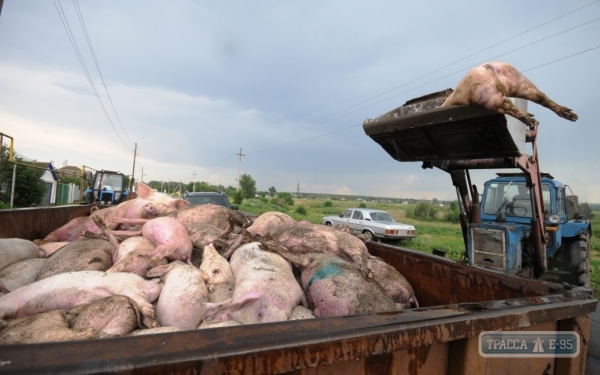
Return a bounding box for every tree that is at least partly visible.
[277,192,294,206]
[407,202,439,221]
[0,145,47,208]
[268,186,277,197]
[444,200,460,223]
[580,202,595,220]
[239,174,257,199]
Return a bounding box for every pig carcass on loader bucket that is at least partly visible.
[362,90,528,162]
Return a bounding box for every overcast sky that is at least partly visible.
[0,1,598,202]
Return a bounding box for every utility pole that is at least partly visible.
[297,180,300,197]
[130,143,138,191]
[141,167,144,183]
[236,148,245,190]
[192,171,197,192]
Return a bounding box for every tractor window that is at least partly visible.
[557,187,565,215]
[483,182,551,218]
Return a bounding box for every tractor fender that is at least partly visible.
[561,220,591,239]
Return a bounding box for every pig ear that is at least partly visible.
[146,263,175,278]
[228,291,261,313]
[203,299,232,323]
[137,183,153,200]
[171,198,190,210]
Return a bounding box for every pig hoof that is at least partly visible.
[557,107,578,122]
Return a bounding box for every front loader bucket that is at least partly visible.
[363,91,528,162]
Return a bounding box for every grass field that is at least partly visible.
[240,197,600,298]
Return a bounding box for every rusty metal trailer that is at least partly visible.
[0,205,596,374]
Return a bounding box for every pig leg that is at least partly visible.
[111,230,144,237]
[107,217,150,226]
[258,236,311,267]
[80,230,129,243]
[493,63,578,122]
[511,82,578,122]
[91,216,121,247]
[488,95,540,127]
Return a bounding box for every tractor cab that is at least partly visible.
[90,170,126,207]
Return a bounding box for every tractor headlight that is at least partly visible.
[548,214,560,224]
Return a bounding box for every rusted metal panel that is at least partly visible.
[555,315,592,375]
[0,205,91,240]
[286,343,448,375]
[367,242,556,307]
[447,320,558,375]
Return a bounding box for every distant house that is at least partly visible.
[29,161,58,204]
[56,165,82,178]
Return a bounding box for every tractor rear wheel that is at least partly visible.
[569,232,591,287]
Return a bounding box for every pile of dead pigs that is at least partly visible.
[0,183,418,344]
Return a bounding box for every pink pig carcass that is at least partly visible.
[146,261,230,329]
[225,242,307,325]
[0,271,162,329]
[110,217,193,263]
[442,62,578,127]
[43,183,189,242]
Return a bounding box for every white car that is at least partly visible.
[322,208,416,241]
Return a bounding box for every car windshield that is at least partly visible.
[483,182,551,218]
[369,212,395,222]
[185,195,230,208]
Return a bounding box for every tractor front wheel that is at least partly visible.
[569,232,591,288]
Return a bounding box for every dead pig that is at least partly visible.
[43,182,189,242]
[0,310,105,344]
[367,258,419,309]
[69,296,143,336]
[0,258,46,293]
[36,238,115,281]
[108,237,167,276]
[246,211,297,237]
[0,238,42,272]
[258,236,397,318]
[226,242,307,325]
[199,243,235,303]
[0,270,162,328]
[111,217,193,263]
[442,62,578,127]
[146,261,230,329]
[277,223,373,279]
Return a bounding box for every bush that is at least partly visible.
[276,192,294,206]
[444,201,460,223]
[359,202,367,208]
[407,202,439,221]
[295,205,307,215]
[0,201,10,209]
[231,190,244,205]
[323,200,332,207]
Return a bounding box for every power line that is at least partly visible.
[244,0,600,152]
[72,0,133,144]
[251,45,600,154]
[53,0,130,151]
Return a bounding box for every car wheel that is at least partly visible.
[362,230,376,242]
[325,222,332,227]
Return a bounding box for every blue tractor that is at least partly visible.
[471,173,591,286]
[87,170,128,208]
[363,90,592,287]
